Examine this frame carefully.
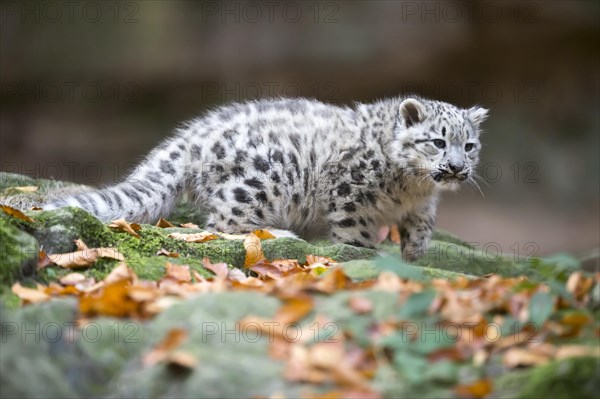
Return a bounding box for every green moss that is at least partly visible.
[0,217,38,292]
[493,356,600,399]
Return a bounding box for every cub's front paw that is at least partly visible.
[401,241,427,262]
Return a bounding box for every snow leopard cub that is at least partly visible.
[45,96,488,260]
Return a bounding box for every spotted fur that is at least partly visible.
[45,96,488,260]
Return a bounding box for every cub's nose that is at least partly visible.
[448,161,464,174]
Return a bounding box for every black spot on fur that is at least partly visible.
[212,142,226,159]
[256,191,268,203]
[289,133,301,148]
[227,219,238,226]
[272,150,284,163]
[343,202,356,212]
[358,217,367,226]
[170,151,180,160]
[253,155,269,172]
[337,182,351,196]
[273,187,280,197]
[160,160,175,175]
[233,187,252,203]
[255,209,264,219]
[339,218,356,227]
[271,172,281,183]
[328,202,337,212]
[191,144,202,159]
[360,231,371,239]
[244,178,264,189]
[292,193,300,204]
[216,189,225,200]
[231,207,243,216]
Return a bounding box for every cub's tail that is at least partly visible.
[45,136,189,223]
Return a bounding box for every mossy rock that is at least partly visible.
[0,217,38,292]
[492,356,600,399]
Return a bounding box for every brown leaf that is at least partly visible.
[11,283,50,304]
[168,231,219,243]
[48,247,125,269]
[74,239,89,251]
[156,248,179,258]
[455,378,493,399]
[249,261,284,279]
[59,273,87,286]
[79,279,140,317]
[275,297,314,324]
[142,328,189,367]
[180,222,200,229]
[105,263,136,284]
[164,262,192,283]
[202,258,229,279]
[109,218,141,238]
[252,229,276,240]
[312,268,349,294]
[156,218,175,228]
[503,347,550,368]
[37,249,52,270]
[1,205,34,223]
[244,233,266,267]
[306,255,336,266]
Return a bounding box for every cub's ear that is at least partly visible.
[399,98,427,127]
[468,106,489,127]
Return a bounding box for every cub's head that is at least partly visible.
[392,97,488,191]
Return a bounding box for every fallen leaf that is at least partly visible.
[105,263,136,284]
[168,231,219,243]
[306,255,336,266]
[276,297,314,324]
[156,248,179,258]
[503,347,550,368]
[156,218,175,228]
[109,218,141,238]
[202,258,229,279]
[59,273,87,286]
[166,350,198,369]
[74,239,89,251]
[11,283,49,304]
[143,328,189,367]
[180,222,200,229]
[164,262,192,283]
[48,247,125,269]
[244,233,266,267]
[252,229,276,239]
[1,205,34,223]
[555,344,600,359]
[455,378,492,399]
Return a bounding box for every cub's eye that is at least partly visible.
[432,139,446,149]
[465,143,474,151]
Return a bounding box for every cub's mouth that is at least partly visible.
[431,171,469,183]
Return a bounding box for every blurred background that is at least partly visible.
[1,0,598,257]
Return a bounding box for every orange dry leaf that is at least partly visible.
[455,378,493,399]
[1,205,34,223]
[156,248,179,258]
[48,247,125,269]
[168,231,219,243]
[156,218,175,228]
[202,258,229,279]
[275,297,314,324]
[11,283,50,304]
[59,273,87,286]
[389,224,401,244]
[164,262,192,283]
[252,229,276,239]
[79,279,141,318]
[244,233,266,267]
[109,218,141,238]
[306,255,336,266]
[503,347,550,368]
[312,268,350,294]
[142,328,189,367]
[180,222,200,229]
[249,261,284,279]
